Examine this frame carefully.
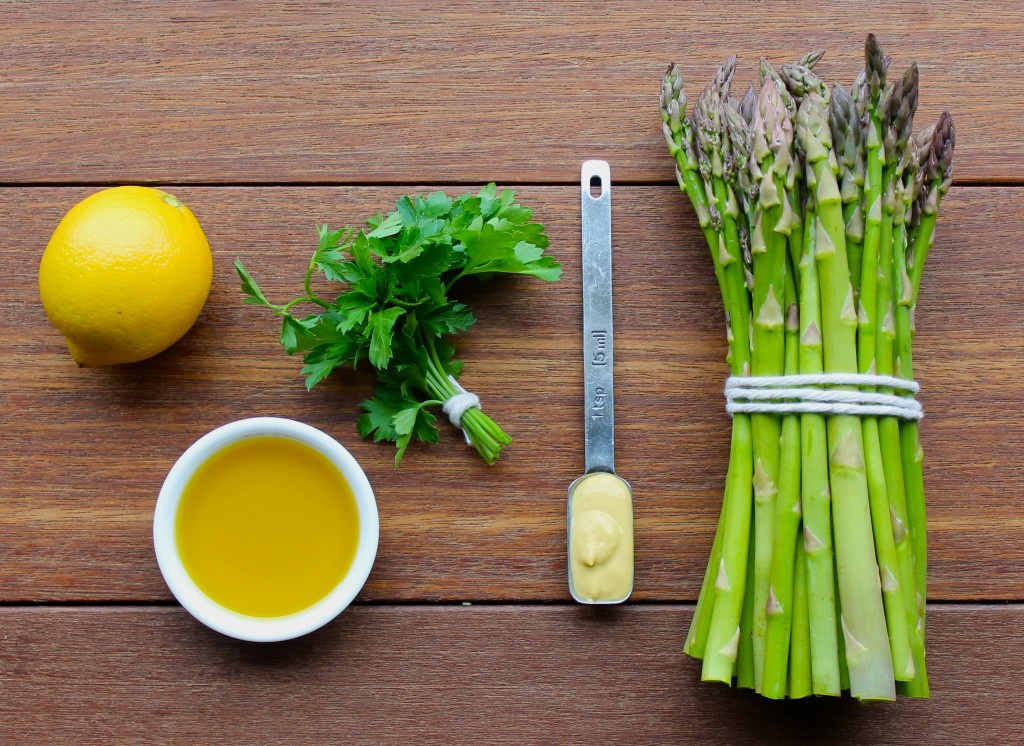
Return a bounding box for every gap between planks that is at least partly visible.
[0,600,1016,608]
[0,180,1020,189]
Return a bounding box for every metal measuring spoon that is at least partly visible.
[567,160,634,605]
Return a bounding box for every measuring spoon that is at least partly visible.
[567,160,634,605]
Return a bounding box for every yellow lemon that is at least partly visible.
[39,186,213,366]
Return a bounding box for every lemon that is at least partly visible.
[39,186,213,366]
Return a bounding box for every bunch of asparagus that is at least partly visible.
[659,35,954,701]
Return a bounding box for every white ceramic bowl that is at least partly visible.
[153,417,379,642]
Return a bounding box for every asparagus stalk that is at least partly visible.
[857,37,886,384]
[692,59,757,685]
[896,112,955,689]
[761,258,803,698]
[859,63,916,682]
[845,39,912,681]
[876,64,925,686]
[798,89,895,701]
[759,58,831,698]
[662,65,730,660]
[747,74,791,690]
[900,123,941,621]
[789,535,813,699]
[886,127,928,699]
[723,98,758,690]
[796,199,842,696]
[737,525,757,688]
[836,560,851,692]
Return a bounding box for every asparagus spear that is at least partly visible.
[843,34,913,685]
[795,198,842,696]
[789,535,813,699]
[747,74,791,691]
[908,113,955,300]
[662,65,729,308]
[737,524,757,688]
[886,125,928,699]
[896,112,955,692]
[736,85,761,299]
[879,63,926,683]
[762,57,808,279]
[798,89,895,701]
[761,256,803,698]
[723,99,758,689]
[692,60,757,685]
[830,79,865,303]
[863,63,916,681]
[662,65,730,660]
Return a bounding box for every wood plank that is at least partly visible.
[0,604,1019,743]
[2,1,1022,184]
[0,186,1021,602]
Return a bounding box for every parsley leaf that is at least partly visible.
[367,307,405,369]
[235,258,274,308]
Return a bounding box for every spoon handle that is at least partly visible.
[580,160,615,474]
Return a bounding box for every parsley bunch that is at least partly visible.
[235,184,561,466]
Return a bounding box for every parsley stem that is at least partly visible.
[444,270,467,292]
[417,328,510,463]
[302,256,331,309]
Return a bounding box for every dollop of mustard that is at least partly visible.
[569,472,633,603]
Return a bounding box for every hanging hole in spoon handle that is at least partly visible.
[568,160,633,605]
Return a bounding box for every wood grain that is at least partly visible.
[2,1,1022,184]
[0,604,1019,744]
[1,185,1020,602]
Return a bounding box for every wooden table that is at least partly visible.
[2,2,1022,742]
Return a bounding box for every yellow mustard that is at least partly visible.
[569,472,633,603]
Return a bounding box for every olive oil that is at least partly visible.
[176,436,359,617]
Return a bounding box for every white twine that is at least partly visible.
[725,373,922,420]
[442,375,481,443]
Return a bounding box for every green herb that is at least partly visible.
[236,184,561,466]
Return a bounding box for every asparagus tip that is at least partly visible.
[865,34,887,99]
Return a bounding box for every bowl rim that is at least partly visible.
[153,416,379,642]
